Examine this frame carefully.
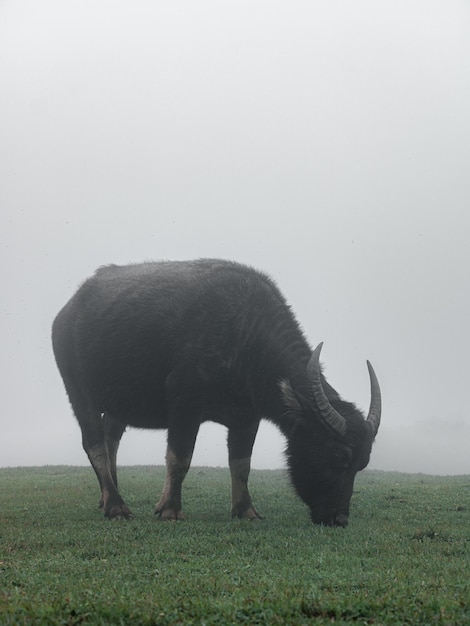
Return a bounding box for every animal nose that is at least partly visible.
[333,513,349,528]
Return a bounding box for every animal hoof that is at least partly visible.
[105,504,133,520]
[155,508,184,521]
[233,507,264,520]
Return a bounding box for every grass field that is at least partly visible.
[0,466,469,625]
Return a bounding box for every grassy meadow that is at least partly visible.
[0,466,469,625]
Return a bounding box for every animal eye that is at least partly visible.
[332,448,351,469]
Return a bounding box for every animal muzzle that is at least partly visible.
[331,512,349,528]
[311,510,349,528]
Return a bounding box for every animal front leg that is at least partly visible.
[229,457,263,520]
[228,424,263,520]
[155,446,192,520]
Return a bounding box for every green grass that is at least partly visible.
[1,467,469,624]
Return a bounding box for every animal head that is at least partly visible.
[280,343,381,527]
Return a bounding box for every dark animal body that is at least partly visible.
[52,259,381,526]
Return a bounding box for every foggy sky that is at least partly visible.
[1,0,469,475]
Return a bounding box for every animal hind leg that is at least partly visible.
[228,422,263,520]
[52,318,131,520]
[72,396,132,519]
[103,414,126,490]
[95,413,127,510]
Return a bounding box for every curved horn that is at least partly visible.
[307,343,347,436]
[366,360,381,437]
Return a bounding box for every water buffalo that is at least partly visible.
[52,259,381,526]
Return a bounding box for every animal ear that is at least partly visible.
[279,379,311,437]
[279,379,302,414]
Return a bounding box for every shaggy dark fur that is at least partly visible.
[52,259,380,526]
